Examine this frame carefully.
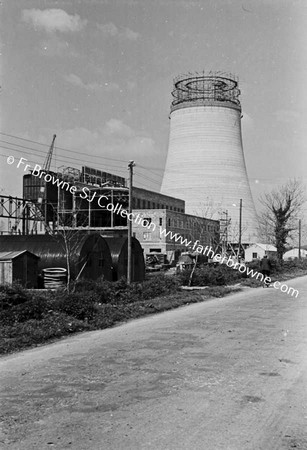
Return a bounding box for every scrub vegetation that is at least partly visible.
[0,259,306,355]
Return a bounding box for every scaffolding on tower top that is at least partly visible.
[171,71,241,112]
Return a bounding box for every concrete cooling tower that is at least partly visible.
[160,72,258,243]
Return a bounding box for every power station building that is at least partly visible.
[160,72,259,244]
[132,208,219,262]
[21,166,219,263]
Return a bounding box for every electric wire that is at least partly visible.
[0,145,128,176]
[1,131,304,183]
[0,131,125,164]
[134,172,161,186]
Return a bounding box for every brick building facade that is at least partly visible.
[132,209,219,263]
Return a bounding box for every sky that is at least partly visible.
[1,0,307,223]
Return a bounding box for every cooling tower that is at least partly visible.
[160,72,258,243]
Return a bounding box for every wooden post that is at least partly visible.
[238,198,242,257]
[127,160,135,284]
[298,219,301,260]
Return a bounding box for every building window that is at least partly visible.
[168,218,171,227]
[142,200,146,209]
[153,202,155,209]
[147,201,151,209]
[159,218,162,226]
[252,252,258,259]
[143,218,152,226]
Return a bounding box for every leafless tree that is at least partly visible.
[187,200,220,286]
[258,179,306,262]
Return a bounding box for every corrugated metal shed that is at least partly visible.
[0,233,113,281]
[104,236,145,282]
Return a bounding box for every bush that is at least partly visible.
[134,275,180,300]
[177,264,242,286]
[0,313,91,354]
[0,283,30,309]
[0,293,50,325]
[72,274,181,305]
[51,292,99,321]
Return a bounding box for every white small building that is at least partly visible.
[244,243,277,262]
[283,248,307,260]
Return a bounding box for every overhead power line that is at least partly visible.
[0,131,127,164]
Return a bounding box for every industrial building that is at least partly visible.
[132,208,219,263]
[160,72,259,244]
[20,166,219,263]
[22,166,185,232]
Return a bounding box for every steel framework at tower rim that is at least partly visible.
[171,71,241,112]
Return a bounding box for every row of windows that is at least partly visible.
[134,197,184,212]
[167,218,218,232]
[142,217,218,232]
[143,231,215,245]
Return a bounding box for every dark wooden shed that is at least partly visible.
[0,233,113,281]
[0,250,39,288]
[103,236,145,282]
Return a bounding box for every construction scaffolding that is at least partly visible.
[0,195,46,235]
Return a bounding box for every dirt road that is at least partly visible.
[1,276,307,450]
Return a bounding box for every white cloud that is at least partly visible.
[40,35,79,57]
[97,22,139,41]
[22,9,87,33]
[104,119,135,137]
[97,22,118,37]
[57,124,159,182]
[64,73,120,92]
[122,28,139,41]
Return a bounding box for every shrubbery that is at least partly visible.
[0,283,30,309]
[177,264,243,286]
[0,274,181,328]
[0,258,305,354]
[0,274,183,354]
[73,274,180,303]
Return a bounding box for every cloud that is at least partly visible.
[97,22,118,37]
[64,73,120,92]
[97,22,139,41]
[57,123,159,180]
[22,9,87,33]
[104,119,135,137]
[40,35,79,57]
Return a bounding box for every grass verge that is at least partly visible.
[0,284,240,355]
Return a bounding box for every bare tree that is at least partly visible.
[258,179,306,262]
[187,201,220,286]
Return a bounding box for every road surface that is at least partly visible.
[0,276,307,450]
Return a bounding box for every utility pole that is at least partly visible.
[127,160,135,284]
[238,198,242,258]
[298,219,302,260]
